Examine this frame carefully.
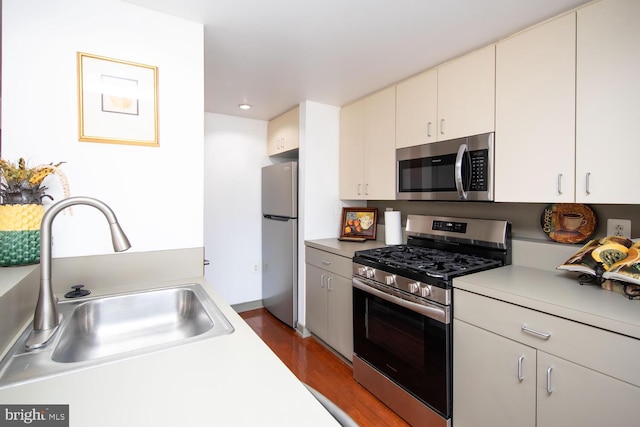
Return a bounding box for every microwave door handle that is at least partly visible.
[455,143,468,200]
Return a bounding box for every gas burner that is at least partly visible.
[355,244,504,282]
[357,245,501,279]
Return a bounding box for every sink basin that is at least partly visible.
[52,286,220,363]
[0,284,234,387]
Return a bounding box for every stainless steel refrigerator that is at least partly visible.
[262,161,298,328]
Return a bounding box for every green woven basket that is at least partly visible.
[0,204,44,267]
[0,230,41,266]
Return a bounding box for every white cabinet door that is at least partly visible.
[267,106,299,156]
[438,45,495,141]
[279,106,299,153]
[363,85,396,199]
[305,264,328,342]
[576,0,640,203]
[267,114,281,156]
[339,99,366,199]
[339,87,396,200]
[327,274,353,361]
[396,69,437,148]
[537,351,640,427]
[453,319,536,427]
[495,13,576,202]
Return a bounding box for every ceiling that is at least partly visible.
[124,0,590,121]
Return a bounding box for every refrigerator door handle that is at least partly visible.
[264,214,292,221]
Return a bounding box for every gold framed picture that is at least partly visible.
[340,208,378,240]
[77,52,158,146]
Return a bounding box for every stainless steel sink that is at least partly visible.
[0,284,234,387]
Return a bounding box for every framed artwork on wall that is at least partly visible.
[77,52,159,146]
[339,207,378,241]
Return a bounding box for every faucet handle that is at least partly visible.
[64,284,91,299]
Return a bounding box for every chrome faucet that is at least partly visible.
[25,197,131,350]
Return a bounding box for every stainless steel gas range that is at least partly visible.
[352,214,511,427]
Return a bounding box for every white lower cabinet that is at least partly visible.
[305,247,353,361]
[453,289,640,427]
[536,351,639,427]
[453,319,536,427]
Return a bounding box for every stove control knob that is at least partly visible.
[357,267,367,277]
[420,285,432,297]
[408,282,420,293]
[385,275,396,285]
[367,269,376,279]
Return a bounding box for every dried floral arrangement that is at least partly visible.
[0,158,70,205]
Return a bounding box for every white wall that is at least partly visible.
[203,113,271,305]
[2,0,204,257]
[204,104,342,321]
[298,101,342,327]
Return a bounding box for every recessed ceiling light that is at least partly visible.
[238,103,252,110]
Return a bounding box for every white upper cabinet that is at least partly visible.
[396,68,437,148]
[576,0,640,204]
[396,46,495,149]
[364,86,396,200]
[437,44,496,141]
[339,86,396,200]
[495,13,576,202]
[339,98,366,199]
[267,106,299,156]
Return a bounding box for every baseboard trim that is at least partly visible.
[231,300,264,313]
[296,322,311,338]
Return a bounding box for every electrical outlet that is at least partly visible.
[607,219,632,238]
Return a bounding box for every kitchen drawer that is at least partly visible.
[454,289,640,387]
[305,247,352,279]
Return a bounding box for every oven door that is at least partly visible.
[353,278,452,418]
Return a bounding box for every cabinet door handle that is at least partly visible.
[427,122,432,137]
[557,173,563,195]
[357,184,362,195]
[517,355,525,381]
[546,366,554,394]
[320,274,326,288]
[586,172,591,195]
[440,118,446,135]
[521,325,551,340]
[327,277,333,291]
[365,183,369,195]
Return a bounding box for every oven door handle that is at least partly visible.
[353,278,449,323]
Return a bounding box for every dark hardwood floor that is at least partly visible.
[239,308,409,427]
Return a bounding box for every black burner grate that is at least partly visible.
[355,245,502,281]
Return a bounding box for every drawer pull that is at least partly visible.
[321,260,331,266]
[521,325,551,340]
[546,366,554,394]
[517,355,525,381]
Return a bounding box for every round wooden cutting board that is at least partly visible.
[540,203,597,244]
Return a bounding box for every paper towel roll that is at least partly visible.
[385,211,403,245]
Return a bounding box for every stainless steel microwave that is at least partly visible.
[396,132,494,201]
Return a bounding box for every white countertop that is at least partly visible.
[0,278,340,427]
[306,238,387,258]
[454,265,640,340]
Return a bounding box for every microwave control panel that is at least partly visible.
[469,149,488,191]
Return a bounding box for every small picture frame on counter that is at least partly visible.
[339,207,377,241]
